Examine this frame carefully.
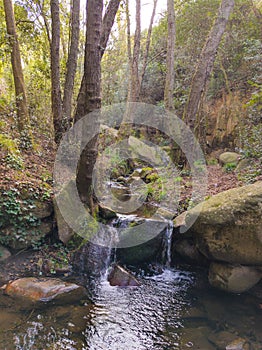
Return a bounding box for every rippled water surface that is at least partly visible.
[0,267,261,350]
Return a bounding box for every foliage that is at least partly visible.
[223,162,237,173]
[0,188,41,247]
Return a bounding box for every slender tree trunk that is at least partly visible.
[3,0,32,146]
[126,0,132,71]
[100,0,121,54]
[139,0,158,95]
[75,0,103,208]
[128,0,141,102]
[62,0,80,130]
[184,0,235,131]
[164,0,175,111]
[50,0,63,144]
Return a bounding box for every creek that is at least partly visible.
[0,216,261,349]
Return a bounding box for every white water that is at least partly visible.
[162,220,174,267]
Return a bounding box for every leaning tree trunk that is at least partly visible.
[3,0,32,146]
[62,0,80,131]
[184,0,235,131]
[50,0,63,144]
[164,0,176,111]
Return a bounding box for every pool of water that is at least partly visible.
[0,267,261,350]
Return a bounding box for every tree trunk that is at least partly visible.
[74,0,121,121]
[164,0,176,111]
[128,0,141,102]
[75,0,103,208]
[50,0,63,144]
[62,0,80,131]
[3,0,32,146]
[139,0,158,95]
[100,0,121,54]
[184,0,235,131]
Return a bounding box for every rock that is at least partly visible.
[4,277,86,305]
[110,184,130,201]
[226,338,251,350]
[184,181,262,265]
[219,152,241,165]
[178,327,216,350]
[0,245,11,262]
[98,204,117,220]
[3,220,53,250]
[128,136,169,166]
[108,264,140,287]
[209,262,262,293]
[116,227,165,265]
[30,200,53,219]
[208,331,239,350]
[235,158,250,172]
[174,239,208,265]
[54,198,74,244]
[173,211,187,228]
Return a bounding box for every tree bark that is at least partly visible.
[3,0,32,146]
[128,0,141,102]
[62,0,80,130]
[50,0,63,144]
[75,0,103,208]
[164,0,176,111]
[139,0,158,95]
[74,0,121,122]
[184,0,235,131]
[100,0,121,55]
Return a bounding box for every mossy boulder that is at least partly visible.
[183,181,262,265]
[219,152,240,165]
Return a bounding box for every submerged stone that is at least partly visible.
[209,262,262,293]
[108,264,140,287]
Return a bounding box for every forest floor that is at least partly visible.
[1,139,262,285]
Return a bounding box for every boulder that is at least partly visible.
[128,136,169,166]
[183,181,262,265]
[174,239,208,265]
[108,264,140,287]
[2,221,53,250]
[0,245,11,262]
[4,277,86,305]
[116,227,165,265]
[208,262,262,293]
[219,152,240,165]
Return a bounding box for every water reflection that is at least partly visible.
[0,267,261,350]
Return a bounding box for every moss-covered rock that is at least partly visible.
[183,181,262,265]
[219,152,240,165]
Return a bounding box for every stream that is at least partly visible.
[0,263,261,350]
[0,217,261,349]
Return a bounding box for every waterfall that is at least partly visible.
[73,224,119,283]
[162,221,174,267]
